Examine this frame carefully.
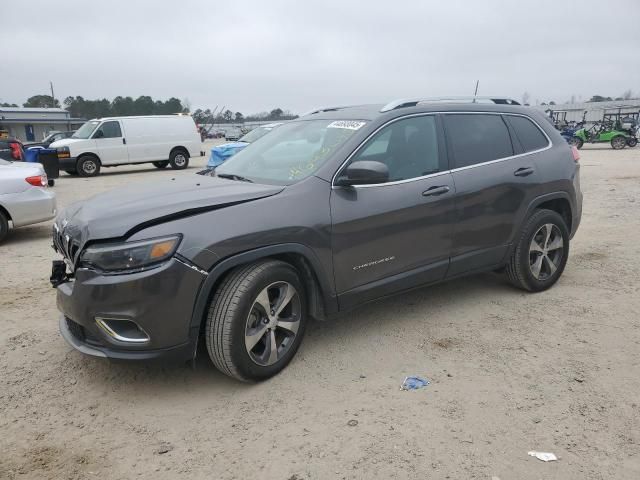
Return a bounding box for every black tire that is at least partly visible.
[206,260,308,382]
[505,209,569,292]
[573,137,584,149]
[76,155,101,177]
[627,137,637,147]
[611,136,626,150]
[0,210,9,243]
[153,161,169,169]
[169,149,189,170]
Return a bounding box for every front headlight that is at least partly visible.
[56,146,70,158]
[79,235,182,273]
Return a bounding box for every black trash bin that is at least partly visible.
[37,148,60,180]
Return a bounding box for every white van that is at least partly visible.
[50,115,204,177]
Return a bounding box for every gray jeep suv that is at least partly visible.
[51,97,582,381]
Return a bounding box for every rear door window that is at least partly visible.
[506,115,549,152]
[444,114,514,168]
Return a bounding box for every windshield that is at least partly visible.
[239,126,274,143]
[216,119,366,185]
[72,120,100,139]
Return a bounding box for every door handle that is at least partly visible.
[422,185,450,197]
[514,167,534,177]
[122,138,127,145]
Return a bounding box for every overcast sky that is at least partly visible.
[2,0,639,114]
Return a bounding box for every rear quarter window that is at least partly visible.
[506,115,549,152]
[444,114,514,168]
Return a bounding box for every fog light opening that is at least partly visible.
[95,317,150,344]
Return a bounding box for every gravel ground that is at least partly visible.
[1,143,639,480]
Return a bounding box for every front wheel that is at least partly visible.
[206,260,307,382]
[169,150,189,169]
[76,156,101,177]
[611,136,627,150]
[505,209,569,292]
[153,161,169,169]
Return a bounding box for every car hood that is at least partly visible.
[57,176,284,244]
[49,138,86,149]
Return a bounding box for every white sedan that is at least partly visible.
[0,159,57,242]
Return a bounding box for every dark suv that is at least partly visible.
[51,97,582,381]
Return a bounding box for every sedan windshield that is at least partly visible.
[216,119,366,185]
[72,120,100,139]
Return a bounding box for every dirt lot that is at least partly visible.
[1,143,639,480]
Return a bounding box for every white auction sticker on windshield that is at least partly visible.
[327,120,366,130]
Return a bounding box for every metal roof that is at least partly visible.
[0,107,68,114]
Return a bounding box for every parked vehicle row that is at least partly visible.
[50,114,204,177]
[51,97,582,382]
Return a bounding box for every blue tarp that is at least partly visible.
[207,142,249,168]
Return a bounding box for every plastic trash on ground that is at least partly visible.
[528,451,558,462]
[400,376,430,390]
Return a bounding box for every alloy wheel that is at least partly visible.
[83,160,97,174]
[245,281,301,366]
[529,223,564,281]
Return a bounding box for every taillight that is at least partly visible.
[571,146,580,163]
[9,142,22,160]
[25,174,48,187]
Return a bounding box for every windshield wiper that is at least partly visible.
[217,173,254,183]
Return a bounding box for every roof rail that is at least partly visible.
[301,105,354,116]
[380,96,521,112]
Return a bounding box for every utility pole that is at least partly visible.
[50,81,56,108]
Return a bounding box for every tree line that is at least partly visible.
[521,90,638,106]
[0,94,298,124]
[191,107,297,125]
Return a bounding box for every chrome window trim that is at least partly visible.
[331,111,552,189]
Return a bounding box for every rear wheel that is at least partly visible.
[77,155,101,177]
[169,150,189,169]
[627,137,638,147]
[611,136,626,150]
[0,211,9,243]
[206,260,307,382]
[153,161,169,169]
[506,209,569,292]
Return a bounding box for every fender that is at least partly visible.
[187,243,338,341]
[506,191,575,258]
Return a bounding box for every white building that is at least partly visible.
[0,107,86,142]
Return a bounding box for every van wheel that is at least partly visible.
[0,211,9,243]
[506,209,569,292]
[206,260,308,382]
[153,161,169,169]
[169,150,189,170]
[77,155,101,177]
[611,136,626,150]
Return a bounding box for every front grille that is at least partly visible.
[66,317,85,341]
[52,224,80,268]
[65,317,102,346]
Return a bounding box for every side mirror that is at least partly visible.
[335,160,389,186]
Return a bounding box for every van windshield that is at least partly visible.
[215,119,366,185]
[72,120,100,139]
